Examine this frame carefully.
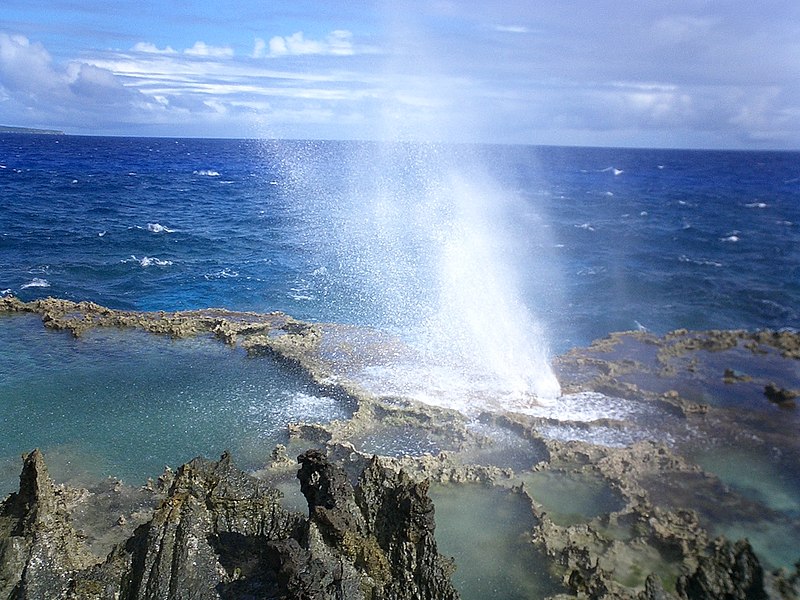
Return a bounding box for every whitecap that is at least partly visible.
[1,289,13,296]
[129,255,173,267]
[720,231,740,242]
[679,255,722,267]
[204,268,239,280]
[575,223,595,231]
[21,278,50,289]
[147,223,175,233]
[745,202,767,209]
[193,169,220,177]
[599,167,623,175]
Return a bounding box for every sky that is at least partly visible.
[1,0,799,149]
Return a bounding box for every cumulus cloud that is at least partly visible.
[252,37,267,59]
[184,41,234,58]
[0,33,60,95]
[267,30,355,57]
[131,42,177,54]
[0,32,163,131]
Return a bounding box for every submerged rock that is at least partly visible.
[0,450,459,600]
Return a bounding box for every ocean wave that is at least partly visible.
[147,223,175,233]
[193,169,220,177]
[600,167,624,175]
[20,278,50,289]
[577,266,606,276]
[720,231,740,242]
[746,202,767,208]
[575,223,595,231]
[204,268,239,280]
[679,255,723,267]
[127,255,173,267]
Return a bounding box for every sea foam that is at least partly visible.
[20,278,50,289]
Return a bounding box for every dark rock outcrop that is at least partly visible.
[0,450,459,600]
[676,538,768,600]
[0,449,97,599]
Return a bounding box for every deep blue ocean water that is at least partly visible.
[2,135,798,347]
[1,134,799,495]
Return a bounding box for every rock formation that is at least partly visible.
[0,449,459,600]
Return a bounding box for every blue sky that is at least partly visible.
[1,0,799,148]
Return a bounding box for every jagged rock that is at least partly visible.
[676,538,768,600]
[0,449,98,599]
[639,574,672,600]
[0,450,459,600]
[297,449,459,600]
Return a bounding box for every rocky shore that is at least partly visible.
[2,296,800,599]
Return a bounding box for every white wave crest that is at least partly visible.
[745,202,767,209]
[679,255,723,267]
[147,223,175,233]
[21,278,50,289]
[128,255,173,267]
[193,169,220,177]
[600,167,624,175]
[204,268,239,280]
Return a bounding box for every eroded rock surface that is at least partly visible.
[0,450,459,600]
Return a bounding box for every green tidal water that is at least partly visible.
[520,470,625,526]
[0,314,350,496]
[430,484,563,600]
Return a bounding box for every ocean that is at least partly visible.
[1,134,799,493]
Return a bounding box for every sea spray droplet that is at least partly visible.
[288,143,562,410]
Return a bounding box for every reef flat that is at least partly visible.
[1,297,799,599]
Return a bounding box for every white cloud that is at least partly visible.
[267,30,355,57]
[131,42,177,54]
[184,41,234,58]
[0,33,59,94]
[493,25,530,34]
[252,37,267,59]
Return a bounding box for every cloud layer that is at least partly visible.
[1,0,798,147]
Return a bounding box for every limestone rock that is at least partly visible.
[0,450,459,600]
[0,449,97,599]
[676,538,768,600]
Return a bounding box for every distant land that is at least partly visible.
[0,125,64,135]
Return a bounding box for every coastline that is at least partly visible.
[1,296,799,599]
[0,125,65,135]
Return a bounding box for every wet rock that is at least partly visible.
[722,368,752,384]
[0,450,459,600]
[676,538,768,600]
[764,383,798,409]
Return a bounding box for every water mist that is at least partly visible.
[279,9,561,411]
[285,140,561,412]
